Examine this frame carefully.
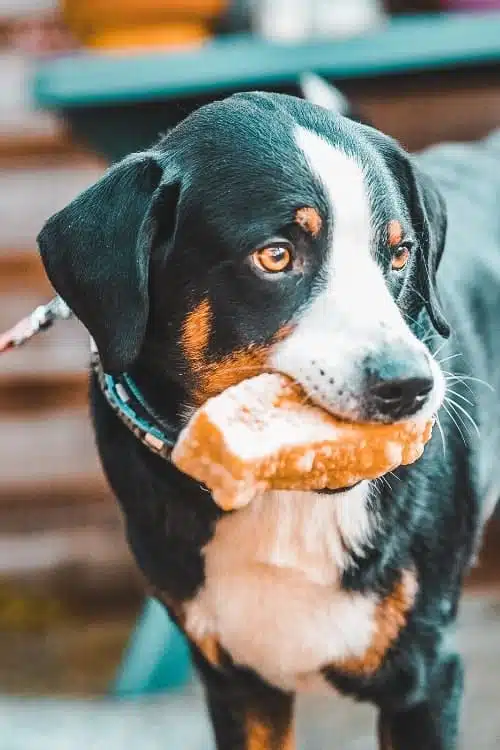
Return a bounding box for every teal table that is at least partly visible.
[32,10,500,696]
[112,598,192,697]
[34,12,500,160]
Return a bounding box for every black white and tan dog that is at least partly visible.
[36,75,500,749]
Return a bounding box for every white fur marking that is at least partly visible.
[270,127,445,420]
[184,484,379,691]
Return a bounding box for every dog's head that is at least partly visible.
[38,90,447,424]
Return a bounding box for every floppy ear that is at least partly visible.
[406,158,450,338]
[37,152,175,372]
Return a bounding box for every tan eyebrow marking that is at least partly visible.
[387,220,403,247]
[295,207,322,238]
[181,297,212,372]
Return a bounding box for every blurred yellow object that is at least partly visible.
[62,0,227,50]
[0,581,67,633]
[86,23,211,52]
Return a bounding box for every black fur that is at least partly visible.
[37,91,500,750]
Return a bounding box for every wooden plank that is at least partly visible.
[0,249,50,292]
[0,409,107,499]
[0,133,103,168]
[0,482,112,522]
[0,163,104,249]
[0,372,89,414]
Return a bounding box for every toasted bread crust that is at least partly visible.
[172,374,434,510]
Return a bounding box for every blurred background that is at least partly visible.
[1,0,500,748]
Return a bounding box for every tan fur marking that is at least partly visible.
[295,207,322,238]
[194,634,222,668]
[182,298,212,371]
[198,346,269,405]
[280,723,295,750]
[336,570,417,676]
[387,220,403,247]
[246,715,295,750]
[152,588,223,669]
[247,716,272,750]
[193,324,294,406]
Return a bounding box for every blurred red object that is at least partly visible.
[8,13,78,57]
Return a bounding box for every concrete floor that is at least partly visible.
[1,593,499,750]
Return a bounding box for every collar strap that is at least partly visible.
[0,295,178,460]
[90,339,178,459]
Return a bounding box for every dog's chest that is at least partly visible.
[184,486,379,691]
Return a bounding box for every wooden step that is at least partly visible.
[0,525,134,586]
[0,372,88,415]
[0,131,102,168]
[0,408,108,501]
[0,163,104,250]
[0,248,51,292]
[0,279,90,412]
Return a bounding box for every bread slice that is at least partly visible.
[171,373,434,511]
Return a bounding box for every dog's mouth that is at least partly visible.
[316,481,363,495]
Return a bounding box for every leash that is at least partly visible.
[0,296,72,352]
[0,296,177,459]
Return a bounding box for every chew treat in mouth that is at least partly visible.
[171,373,434,511]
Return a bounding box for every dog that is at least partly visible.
[36,76,500,750]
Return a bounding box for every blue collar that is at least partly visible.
[90,339,178,459]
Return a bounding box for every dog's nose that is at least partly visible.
[364,353,434,421]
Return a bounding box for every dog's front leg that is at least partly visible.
[377,652,464,750]
[193,648,295,750]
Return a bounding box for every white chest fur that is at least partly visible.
[184,483,380,691]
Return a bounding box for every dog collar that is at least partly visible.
[0,296,178,461]
[89,339,178,459]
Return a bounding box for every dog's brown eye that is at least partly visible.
[391,244,411,271]
[252,245,293,274]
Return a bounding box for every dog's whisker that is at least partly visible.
[441,402,468,446]
[402,280,428,306]
[421,333,439,349]
[388,471,401,482]
[445,404,476,443]
[430,339,447,359]
[443,372,495,392]
[418,253,436,310]
[443,374,475,397]
[435,415,447,458]
[445,388,474,407]
[444,397,480,438]
[437,352,462,364]
[403,310,427,330]
[378,475,393,492]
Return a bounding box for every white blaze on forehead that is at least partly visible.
[295,125,372,271]
[294,125,406,327]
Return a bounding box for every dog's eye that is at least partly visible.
[391,244,412,271]
[252,245,293,274]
